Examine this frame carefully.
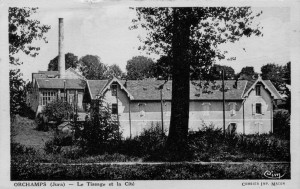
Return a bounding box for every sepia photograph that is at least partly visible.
[1,0,299,188]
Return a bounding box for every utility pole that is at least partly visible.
[222,69,226,136]
[160,88,164,136]
[157,80,168,137]
[116,85,120,140]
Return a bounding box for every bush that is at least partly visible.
[273,109,290,139]
[79,96,121,154]
[235,134,290,161]
[186,122,290,162]
[114,122,167,160]
[188,122,224,161]
[42,99,73,125]
[11,142,36,156]
[137,122,167,157]
[44,134,74,154]
[61,146,85,159]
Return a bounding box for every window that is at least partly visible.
[255,85,261,96]
[111,84,117,96]
[42,91,56,106]
[229,102,236,116]
[112,103,118,114]
[202,103,211,116]
[138,103,146,117]
[256,103,262,114]
[227,123,237,135]
[60,89,67,102]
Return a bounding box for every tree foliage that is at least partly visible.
[81,96,121,153]
[47,53,79,71]
[237,66,258,80]
[261,62,291,112]
[284,62,290,85]
[10,69,26,120]
[79,55,108,80]
[42,100,74,125]
[106,64,124,79]
[261,63,283,89]
[9,7,51,65]
[126,56,155,80]
[131,7,262,159]
[131,7,262,77]
[151,56,172,80]
[9,7,50,119]
[191,64,235,80]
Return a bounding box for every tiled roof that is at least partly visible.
[36,78,86,89]
[86,80,109,99]
[263,80,282,99]
[86,78,282,101]
[38,71,59,75]
[87,79,249,100]
[124,80,247,100]
[243,80,255,96]
[242,79,282,100]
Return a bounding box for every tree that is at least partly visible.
[81,96,121,153]
[191,64,235,80]
[47,53,79,71]
[152,56,173,80]
[131,7,262,159]
[79,55,108,80]
[261,63,285,89]
[42,100,74,131]
[126,56,155,79]
[9,7,50,120]
[105,64,124,79]
[283,61,290,85]
[238,66,257,80]
[9,69,26,121]
[9,7,51,65]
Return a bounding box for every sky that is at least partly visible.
[14,6,291,81]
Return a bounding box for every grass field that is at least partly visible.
[11,115,54,152]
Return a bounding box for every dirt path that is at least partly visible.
[39,161,291,166]
[12,115,54,151]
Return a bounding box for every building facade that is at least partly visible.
[84,76,282,138]
[28,68,87,116]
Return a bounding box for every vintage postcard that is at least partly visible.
[0,0,300,188]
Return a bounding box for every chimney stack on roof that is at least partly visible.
[58,18,65,78]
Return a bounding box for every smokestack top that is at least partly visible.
[58,18,65,78]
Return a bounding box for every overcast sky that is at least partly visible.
[15,6,290,81]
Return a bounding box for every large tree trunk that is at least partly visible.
[165,8,192,161]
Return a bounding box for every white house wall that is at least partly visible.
[100,82,274,138]
[243,85,273,134]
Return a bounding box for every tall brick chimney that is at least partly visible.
[58,18,65,78]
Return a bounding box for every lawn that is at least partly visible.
[11,115,54,152]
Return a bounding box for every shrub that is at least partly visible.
[44,134,74,154]
[11,142,36,156]
[273,109,290,140]
[188,122,224,161]
[236,134,290,161]
[61,146,85,159]
[79,96,121,154]
[42,99,73,125]
[113,122,167,160]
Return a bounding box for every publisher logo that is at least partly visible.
[264,170,285,179]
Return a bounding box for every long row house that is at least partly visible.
[26,18,282,138]
[27,68,282,138]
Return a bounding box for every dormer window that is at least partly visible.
[255,85,261,96]
[111,84,117,96]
